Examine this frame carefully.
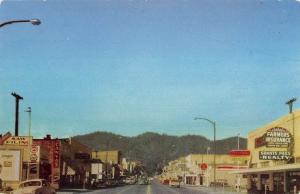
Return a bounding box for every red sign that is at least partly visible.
[229,150,250,157]
[199,163,208,170]
[53,140,60,168]
[217,165,248,171]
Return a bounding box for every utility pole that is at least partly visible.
[286,98,297,164]
[286,98,296,114]
[105,141,109,179]
[11,92,23,136]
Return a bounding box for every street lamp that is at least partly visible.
[25,107,32,180]
[194,117,216,191]
[0,19,41,28]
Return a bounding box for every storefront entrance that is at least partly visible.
[273,172,284,193]
[287,171,300,194]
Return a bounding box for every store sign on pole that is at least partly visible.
[199,163,208,170]
[259,151,291,160]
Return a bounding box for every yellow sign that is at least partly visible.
[3,161,12,167]
[4,136,32,146]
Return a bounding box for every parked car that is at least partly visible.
[12,179,55,194]
[169,179,180,188]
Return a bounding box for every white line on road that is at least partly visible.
[114,185,134,194]
[146,184,152,194]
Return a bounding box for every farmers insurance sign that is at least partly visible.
[255,127,292,148]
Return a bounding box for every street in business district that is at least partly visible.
[1,1,300,194]
[58,180,231,194]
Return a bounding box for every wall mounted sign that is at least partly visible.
[30,145,40,163]
[3,136,32,146]
[0,150,21,181]
[229,150,251,157]
[255,127,292,148]
[75,153,90,159]
[259,151,291,160]
[52,140,60,168]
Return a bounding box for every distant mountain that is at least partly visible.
[73,131,247,174]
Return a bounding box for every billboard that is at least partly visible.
[259,151,291,160]
[3,136,31,146]
[0,150,21,181]
[255,127,292,148]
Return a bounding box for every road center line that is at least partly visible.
[146,184,151,194]
[114,185,134,194]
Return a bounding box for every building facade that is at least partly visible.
[239,108,300,194]
[162,154,248,189]
[91,150,122,179]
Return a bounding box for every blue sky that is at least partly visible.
[0,0,300,139]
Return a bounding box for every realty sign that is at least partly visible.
[259,151,291,160]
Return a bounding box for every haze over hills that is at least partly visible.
[74,131,247,174]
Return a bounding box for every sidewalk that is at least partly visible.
[182,184,247,194]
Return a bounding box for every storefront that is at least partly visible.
[0,135,51,190]
[237,108,300,194]
[185,174,197,185]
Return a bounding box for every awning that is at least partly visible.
[230,163,300,174]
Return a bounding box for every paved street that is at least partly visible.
[57,179,249,194]
[58,180,212,194]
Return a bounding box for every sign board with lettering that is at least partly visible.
[229,150,251,157]
[75,153,90,159]
[259,151,291,160]
[30,145,40,162]
[4,136,32,146]
[255,127,292,148]
[0,150,21,181]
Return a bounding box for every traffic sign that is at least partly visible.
[200,163,208,170]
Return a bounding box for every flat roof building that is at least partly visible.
[238,108,300,193]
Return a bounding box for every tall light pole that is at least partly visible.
[25,107,32,180]
[194,117,216,191]
[0,19,41,28]
[237,133,240,150]
[237,133,240,192]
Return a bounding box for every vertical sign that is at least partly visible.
[30,145,40,162]
[52,140,60,189]
[53,141,60,168]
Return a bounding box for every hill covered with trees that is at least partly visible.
[74,131,247,174]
